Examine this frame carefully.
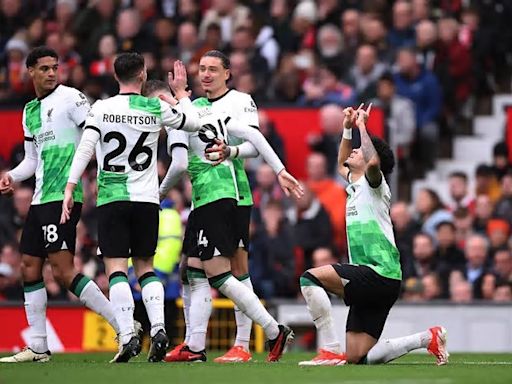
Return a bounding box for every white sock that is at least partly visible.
[214,274,279,340]
[182,283,191,344]
[300,283,341,353]
[109,274,135,345]
[188,270,212,352]
[140,274,165,337]
[24,281,48,353]
[366,331,431,364]
[234,275,253,351]
[72,274,120,334]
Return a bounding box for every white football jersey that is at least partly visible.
[85,93,187,206]
[22,85,89,205]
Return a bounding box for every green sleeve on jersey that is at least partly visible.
[347,220,402,280]
[192,97,211,107]
[129,95,161,117]
[97,170,129,206]
[232,158,253,206]
[41,144,83,204]
[25,99,42,135]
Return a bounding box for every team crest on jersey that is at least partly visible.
[46,108,53,122]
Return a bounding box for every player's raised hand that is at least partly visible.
[168,61,190,99]
[0,173,14,195]
[342,104,360,129]
[205,138,230,166]
[60,186,74,224]
[356,103,372,127]
[277,169,304,199]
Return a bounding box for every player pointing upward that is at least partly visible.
[299,104,448,366]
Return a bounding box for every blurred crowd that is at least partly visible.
[1,0,512,304]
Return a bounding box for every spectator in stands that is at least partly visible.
[2,35,31,99]
[250,199,295,298]
[346,44,387,103]
[298,65,356,107]
[404,232,437,280]
[401,277,423,302]
[415,20,437,72]
[461,234,490,299]
[230,26,269,79]
[493,282,512,301]
[493,170,512,225]
[422,272,442,300]
[414,188,453,239]
[394,47,441,170]
[0,261,22,300]
[388,0,415,50]
[72,0,116,61]
[450,278,473,303]
[306,152,346,253]
[199,0,250,45]
[412,0,430,24]
[88,33,116,79]
[493,248,512,282]
[251,163,289,225]
[481,272,498,300]
[391,201,420,273]
[258,110,285,163]
[292,183,333,268]
[371,72,415,159]
[486,219,510,259]
[308,104,343,176]
[453,207,474,250]
[473,194,494,234]
[340,9,361,66]
[177,21,200,65]
[475,164,501,204]
[250,13,280,71]
[10,185,33,242]
[447,171,475,213]
[316,23,347,78]
[491,142,512,182]
[0,0,24,50]
[435,221,465,296]
[361,17,392,64]
[290,0,317,52]
[312,246,339,267]
[435,17,472,118]
[116,8,155,54]
[153,18,177,59]
[269,0,295,54]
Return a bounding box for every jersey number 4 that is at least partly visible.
[103,131,152,172]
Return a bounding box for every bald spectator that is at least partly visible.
[388,0,415,49]
[347,44,387,102]
[308,104,343,176]
[306,153,346,253]
[199,0,250,44]
[493,249,512,282]
[394,48,441,170]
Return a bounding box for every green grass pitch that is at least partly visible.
[1,352,511,384]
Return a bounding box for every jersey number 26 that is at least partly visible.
[103,131,152,172]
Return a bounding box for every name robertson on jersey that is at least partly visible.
[103,114,157,125]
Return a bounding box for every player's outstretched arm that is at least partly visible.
[1,139,38,194]
[60,128,100,223]
[356,103,381,187]
[226,118,303,198]
[337,105,360,180]
[159,143,189,201]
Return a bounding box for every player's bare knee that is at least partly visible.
[21,256,42,281]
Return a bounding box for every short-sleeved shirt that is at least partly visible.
[345,173,402,280]
[195,90,259,206]
[85,93,187,206]
[23,85,89,205]
[167,103,238,209]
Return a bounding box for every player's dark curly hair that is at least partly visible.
[114,52,145,83]
[371,136,395,176]
[26,46,58,68]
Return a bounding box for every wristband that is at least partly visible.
[228,146,239,159]
[343,128,352,140]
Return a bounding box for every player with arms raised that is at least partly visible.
[298,105,448,366]
[0,47,121,363]
[61,53,200,363]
